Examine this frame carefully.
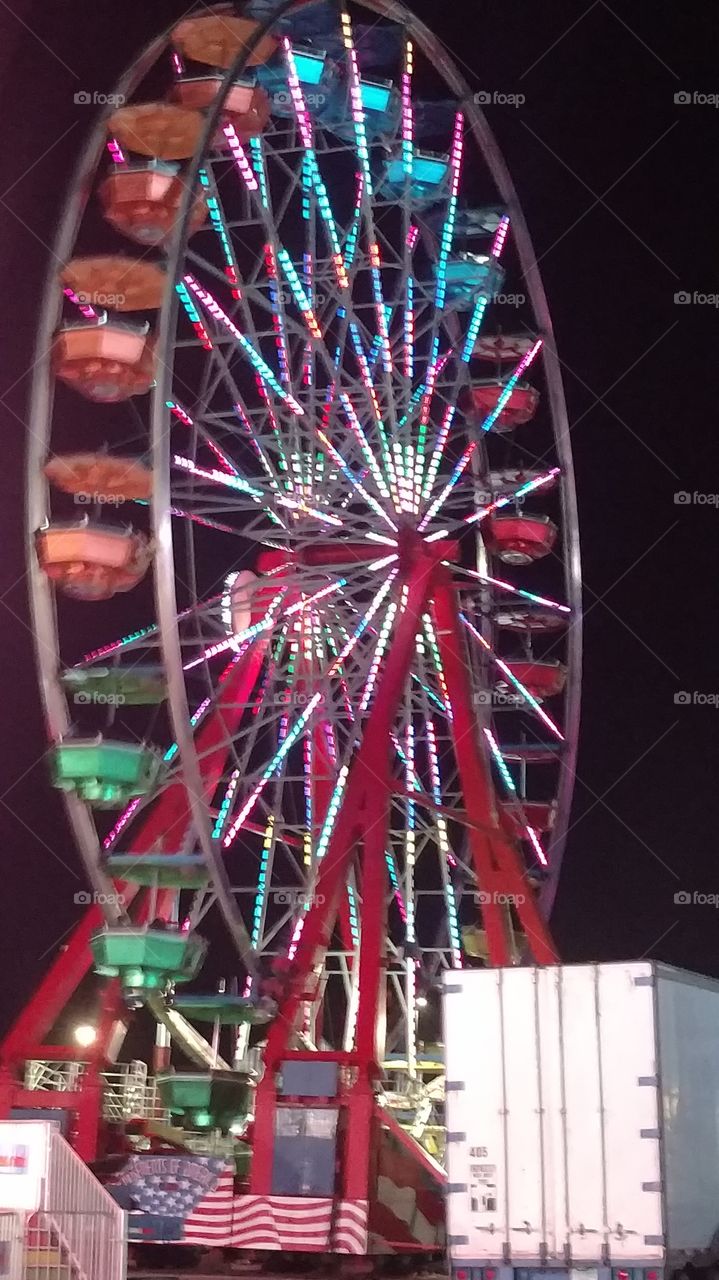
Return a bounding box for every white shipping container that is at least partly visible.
[443,962,719,1275]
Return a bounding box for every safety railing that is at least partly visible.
[41,1127,126,1280]
[0,1211,23,1280]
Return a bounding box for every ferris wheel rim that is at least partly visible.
[24,23,183,930]
[25,0,582,997]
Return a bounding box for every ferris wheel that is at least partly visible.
[14,0,580,1171]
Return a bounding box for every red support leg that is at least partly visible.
[432,576,558,964]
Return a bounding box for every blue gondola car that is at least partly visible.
[257,45,336,117]
[428,203,508,238]
[382,150,450,207]
[321,78,401,142]
[438,253,505,309]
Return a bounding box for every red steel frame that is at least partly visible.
[0,537,558,1173]
[250,536,557,1201]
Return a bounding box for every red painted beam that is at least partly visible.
[432,575,558,964]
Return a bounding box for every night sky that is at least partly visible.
[0,1,717,1041]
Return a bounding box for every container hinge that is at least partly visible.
[640,1128,661,1139]
[445,984,464,995]
[447,1183,468,1194]
[502,1243,511,1263]
[446,1081,465,1092]
[634,975,655,987]
[638,1076,658,1087]
[446,1131,466,1143]
[642,1181,662,1193]
[448,1235,469,1246]
[645,1235,665,1246]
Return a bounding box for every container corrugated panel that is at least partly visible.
[443,963,719,1268]
[655,966,719,1253]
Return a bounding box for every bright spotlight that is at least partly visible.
[73,1024,97,1048]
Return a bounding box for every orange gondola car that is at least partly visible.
[36,522,153,600]
[98,163,207,246]
[44,454,152,503]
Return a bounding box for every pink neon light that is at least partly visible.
[449,111,464,201]
[184,274,304,416]
[106,138,126,165]
[323,722,337,764]
[491,214,510,259]
[103,797,141,849]
[223,123,259,191]
[283,39,314,151]
[167,402,238,476]
[63,286,98,322]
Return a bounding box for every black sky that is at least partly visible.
[0,1,718,1038]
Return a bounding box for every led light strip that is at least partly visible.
[419,341,543,529]
[224,572,397,849]
[465,467,560,525]
[426,719,462,965]
[483,727,547,865]
[461,614,564,741]
[172,454,262,499]
[184,275,304,416]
